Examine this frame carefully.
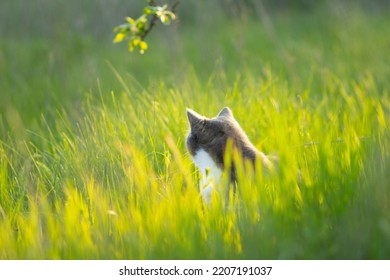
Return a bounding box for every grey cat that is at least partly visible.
[186,107,276,203]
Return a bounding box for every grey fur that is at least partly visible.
[186,107,275,182]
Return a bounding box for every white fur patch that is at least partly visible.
[192,149,223,204]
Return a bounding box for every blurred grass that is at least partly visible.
[0,1,390,259]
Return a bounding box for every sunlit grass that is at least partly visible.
[1,68,389,259]
[0,4,390,259]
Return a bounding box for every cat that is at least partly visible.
[186,107,277,203]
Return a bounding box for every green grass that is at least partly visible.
[0,3,390,259]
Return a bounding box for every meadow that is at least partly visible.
[0,1,390,259]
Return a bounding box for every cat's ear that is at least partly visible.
[217,107,233,119]
[186,108,203,129]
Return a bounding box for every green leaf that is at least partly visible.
[137,21,146,29]
[158,10,176,25]
[113,32,126,43]
[132,36,141,46]
[139,41,148,51]
[114,23,131,32]
[166,11,176,20]
[160,15,171,25]
[125,17,135,24]
[139,15,148,23]
[143,7,154,15]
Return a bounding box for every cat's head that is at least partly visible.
[186,107,250,165]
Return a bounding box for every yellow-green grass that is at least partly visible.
[0,4,390,259]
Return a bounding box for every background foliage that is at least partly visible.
[0,0,390,259]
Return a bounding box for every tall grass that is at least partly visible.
[0,3,390,259]
[1,69,389,259]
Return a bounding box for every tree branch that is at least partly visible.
[141,1,179,41]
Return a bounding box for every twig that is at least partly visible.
[141,0,179,41]
[141,15,158,40]
[171,1,180,13]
